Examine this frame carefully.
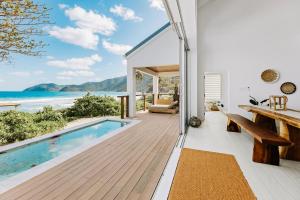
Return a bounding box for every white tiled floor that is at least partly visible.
[184,112,300,200]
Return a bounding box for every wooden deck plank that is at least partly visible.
[19,115,166,200]
[4,121,146,200]
[53,120,165,200]
[93,117,178,200]
[62,115,172,200]
[112,119,179,200]
[0,113,179,200]
[1,123,142,199]
[127,126,179,200]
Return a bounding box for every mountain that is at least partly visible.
[24,83,65,92]
[24,76,152,92]
[60,76,127,92]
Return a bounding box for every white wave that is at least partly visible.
[0,97,76,104]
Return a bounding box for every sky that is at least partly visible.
[0,0,168,91]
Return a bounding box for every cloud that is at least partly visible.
[50,5,117,49]
[49,26,99,49]
[33,70,44,75]
[149,0,165,11]
[58,4,68,9]
[10,71,30,77]
[46,56,54,60]
[57,70,95,79]
[47,54,102,70]
[0,79,4,83]
[122,59,127,66]
[102,40,132,55]
[110,4,143,22]
[64,5,117,36]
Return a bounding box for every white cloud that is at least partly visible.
[49,5,117,49]
[47,54,102,70]
[10,71,30,77]
[149,0,165,11]
[58,4,68,9]
[110,4,143,22]
[64,5,117,36]
[102,40,132,55]
[0,79,4,83]
[46,56,54,60]
[57,70,95,79]
[33,70,44,75]
[122,59,127,66]
[49,26,99,50]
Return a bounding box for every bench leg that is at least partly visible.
[227,119,241,132]
[252,139,279,166]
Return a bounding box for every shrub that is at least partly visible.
[0,94,121,145]
[0,111,36,143]
[34,106,66,125]
[66,94,120,117]
[0,107,66,145]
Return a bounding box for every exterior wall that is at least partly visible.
[126,26,179,117]
[197,0,300,116]
[126,27,179,69]
[166,0,205,120]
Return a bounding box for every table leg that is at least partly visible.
[252,113,277,132]
[279,120,290,159]
[285,125,300,161]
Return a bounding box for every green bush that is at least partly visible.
[0,94,121,145]
[0,107,66,145]
[34,106,66,124]
[66,94,120,117]
[0,111,36,143]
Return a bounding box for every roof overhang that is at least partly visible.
[136,65,179,77]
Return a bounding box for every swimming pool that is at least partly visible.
[0,120,128,182]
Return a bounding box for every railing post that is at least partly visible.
[120,96,125,119]
[125,95,129,118]
[143,94,146,111]
[118,95,129,119]
[152,94,155,105]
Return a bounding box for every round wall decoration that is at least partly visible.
[261,69,280,83]
[281,82,297,95]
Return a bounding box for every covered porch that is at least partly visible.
[125,22,180,118]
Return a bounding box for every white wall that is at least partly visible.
[170,0,205,120]
[198,0,300,116]
[126,27,179,68]
[126,26,179,117]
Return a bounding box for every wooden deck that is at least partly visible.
[0,113,179,200]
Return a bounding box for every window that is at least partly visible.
[204,73,221,102]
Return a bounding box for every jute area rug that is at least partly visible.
[168,148,256,200]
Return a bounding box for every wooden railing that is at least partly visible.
[118,95,129,119]
[118,93,175,119]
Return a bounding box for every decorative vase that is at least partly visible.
[189,116,202,128]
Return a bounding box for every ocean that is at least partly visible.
[0,91,126,112]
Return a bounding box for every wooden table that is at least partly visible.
[239,105,300,161]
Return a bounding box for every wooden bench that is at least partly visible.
[227,114,292,166]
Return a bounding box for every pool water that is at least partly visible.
[0,120,127,181]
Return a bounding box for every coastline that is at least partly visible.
[0,91,126,112]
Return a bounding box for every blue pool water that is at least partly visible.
[0,120,128,181]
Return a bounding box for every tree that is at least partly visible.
[0,0,50,62]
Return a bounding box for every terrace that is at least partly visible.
[0,113,180,200]
[1,0,300,199]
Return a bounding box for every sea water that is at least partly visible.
[0,91,126,112]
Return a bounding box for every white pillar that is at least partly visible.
[127,66,136,117]
[153,75,159,104]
